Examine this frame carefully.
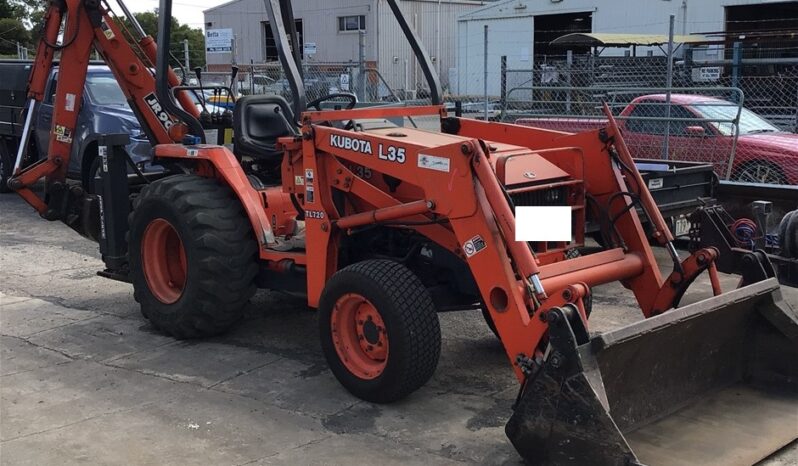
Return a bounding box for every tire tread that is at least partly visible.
[129,175,258,338]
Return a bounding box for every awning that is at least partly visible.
[550,33,713,47]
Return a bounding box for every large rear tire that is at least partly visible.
[129,175,258,339]
[319,260,441,403]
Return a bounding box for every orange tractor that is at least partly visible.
[9,0,798,463]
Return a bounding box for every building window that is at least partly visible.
[263,20,304,61]
[338,15,365,32]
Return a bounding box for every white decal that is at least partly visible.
[101,19,116,39]
[463,235,487,258]
[330,134,373,155]
[295,175,304,185]
[65,93,76,112]
[418,154,450,172]
[186,148,199,157]
[53,125,73,143]
[378,144,406,163]
[305,210,325,219]
[99,145,108,172]
[144,93,175,131]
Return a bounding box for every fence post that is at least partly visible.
[500,56,507,109]
[358,30,366,101]
[662,14,675,160]
[184,39,190,71]
[566,50,573,113]
[250,59,255,95]
[794,85,798,133]
[484,24,489,121]
[731,41,742,99]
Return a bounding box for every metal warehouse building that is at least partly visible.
[203,0,492,93]
[456,0,798,95]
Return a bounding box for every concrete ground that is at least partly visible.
[0,192,796,465]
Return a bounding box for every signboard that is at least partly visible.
[206,28,233,53]
[340,73,350,91]
[692,66,721,83]
[304,42,317,56]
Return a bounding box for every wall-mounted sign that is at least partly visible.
[304,42,317,56]
[206,28,233,53]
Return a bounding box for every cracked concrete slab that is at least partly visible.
[216,356,367,419]
[0,335,72,376]
[110,340,283,388]
[1,190,796,465]
[253,432,465,465]
[0,293,31,306]
[25,313,176,363]
[0,298,97,338]
[1,364,328,465]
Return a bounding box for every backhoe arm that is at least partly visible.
[10,0,200,219]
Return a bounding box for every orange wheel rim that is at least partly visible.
[140,219,187,304]
[330,293,389,380]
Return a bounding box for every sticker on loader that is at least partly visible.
[418,154,450,172]
[463,235,487,257]
[54,125,73,143]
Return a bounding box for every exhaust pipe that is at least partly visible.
[507,278,798,465]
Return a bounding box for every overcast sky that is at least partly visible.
[129,0,228,29]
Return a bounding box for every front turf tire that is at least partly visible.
[319,260,441,403]
[129,175,258,339]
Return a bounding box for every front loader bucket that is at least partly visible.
[506,278,798,466]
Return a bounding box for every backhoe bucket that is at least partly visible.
[506,278,798,466]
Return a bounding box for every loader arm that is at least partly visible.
[274,104,798,465]
[10,0,201,223]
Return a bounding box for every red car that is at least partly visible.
[517,94,798,185]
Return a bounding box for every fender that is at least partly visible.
[75,133,100,179]
[153,144,277,252]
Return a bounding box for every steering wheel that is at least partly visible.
[306,93,358,111]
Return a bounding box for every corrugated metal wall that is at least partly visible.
[204,0,487,90]
[456,15,532,95]
[377,1,487,92]
[204,0,377,66]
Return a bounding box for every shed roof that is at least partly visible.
[550,33,713,47]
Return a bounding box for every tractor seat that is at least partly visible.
[233,95,297,168]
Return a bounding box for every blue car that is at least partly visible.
[33,65,155,191]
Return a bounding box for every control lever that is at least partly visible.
[194,66,212,126]
[212,87,220,124]
[222,66,239,126]
[230,65,240,94]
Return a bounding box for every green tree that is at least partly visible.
[0,17,29,55]
[0,0,26,20]
[1,0,46,53]
[4,0,46,28]
[123,10,205,68]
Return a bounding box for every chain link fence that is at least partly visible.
[447,46,798,186]
[201,43,796,186]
